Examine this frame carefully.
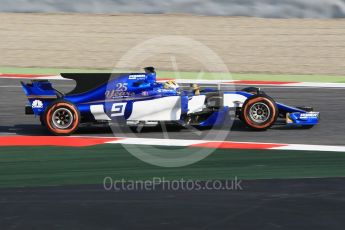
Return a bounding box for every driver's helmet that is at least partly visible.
[163,80,180,91]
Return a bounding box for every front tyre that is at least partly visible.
[44,101,80,135]
[241,95,278,131]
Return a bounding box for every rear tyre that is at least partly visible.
[241,95,278,131]
[44,101,80,136]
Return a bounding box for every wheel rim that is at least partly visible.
[249,102,270,123]
[52,108,74,129]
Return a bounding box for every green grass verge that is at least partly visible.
[1,66,345,83]
[1,144,345,188]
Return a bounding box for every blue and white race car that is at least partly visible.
[21,67,319,135]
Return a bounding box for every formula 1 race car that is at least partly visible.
[21,67,319,135]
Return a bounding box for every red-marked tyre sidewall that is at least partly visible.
[241,95,278,130]
[44,101,80,136]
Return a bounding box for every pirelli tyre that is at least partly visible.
[241,95,278,131]
[44,100,80,135]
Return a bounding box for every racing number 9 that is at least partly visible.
[111,102,127,117]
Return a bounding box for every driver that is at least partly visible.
[163,80,180,92]
[190,83,200,95]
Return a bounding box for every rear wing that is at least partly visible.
[21,80,58,99]
[21,80,58,116]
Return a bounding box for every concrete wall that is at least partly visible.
[1,0,345,18]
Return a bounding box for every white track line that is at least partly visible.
[0,75,65,80]
[106,137,207,146]
[168,79,345,88]
[286,82,345,88]
[102,137,345,152]
[273,144,345,152]
[1,74,345,88]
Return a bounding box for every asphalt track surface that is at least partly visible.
[1,178,345,230]
[0,78,344,145]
